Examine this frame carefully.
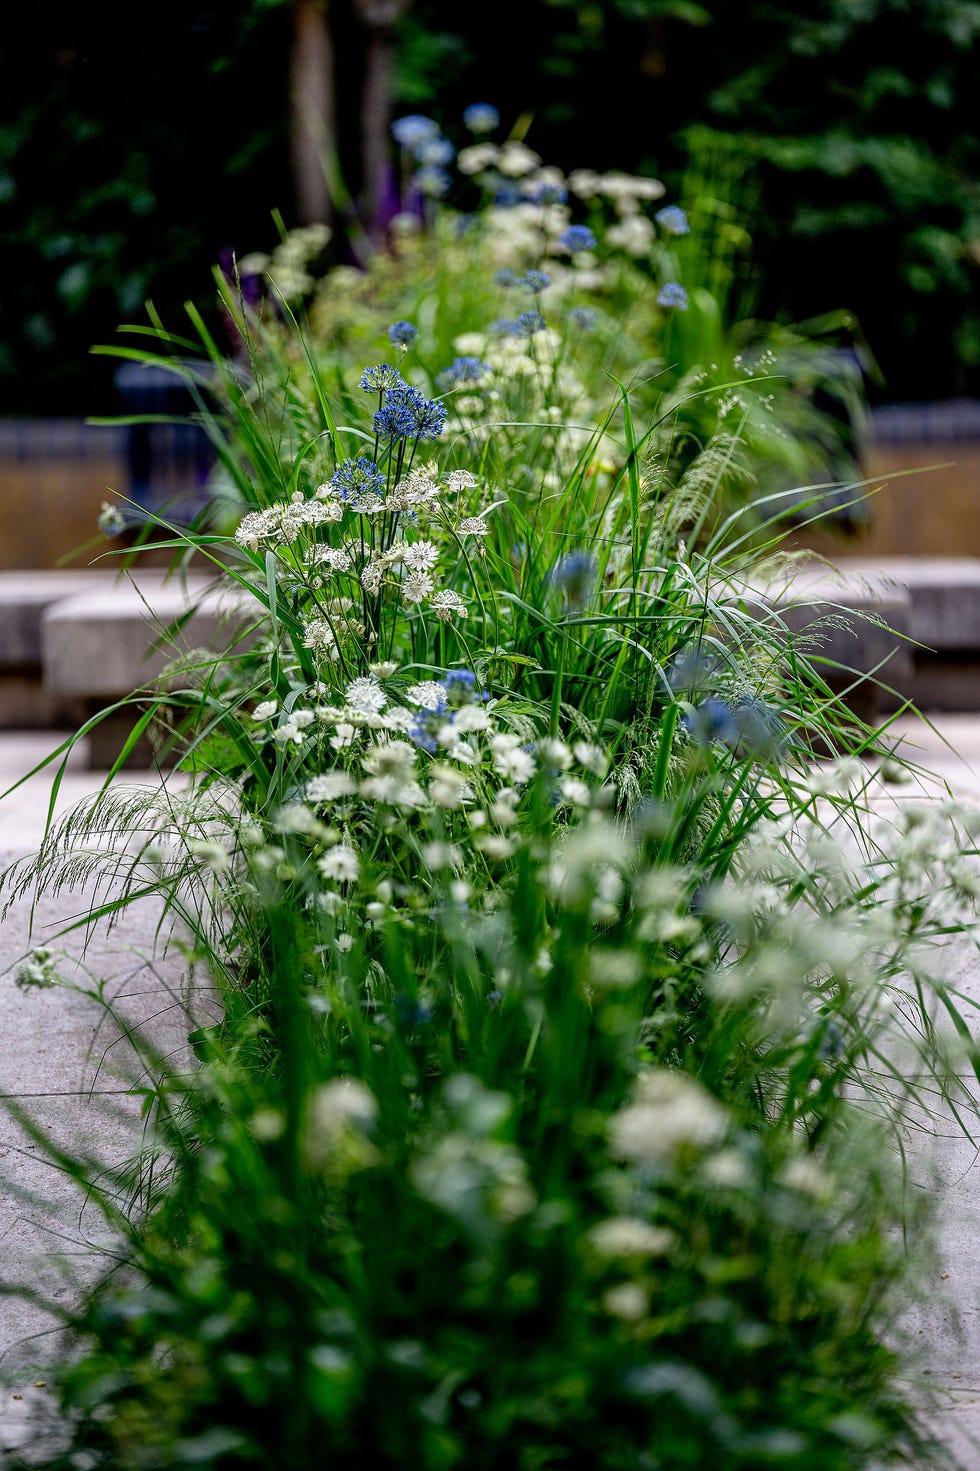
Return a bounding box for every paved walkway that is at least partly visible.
[2,723,980,1464]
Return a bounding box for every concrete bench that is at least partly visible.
[0,571,118,728]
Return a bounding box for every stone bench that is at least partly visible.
[0,571,118,728]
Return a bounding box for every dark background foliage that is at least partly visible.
[4,0,978,414]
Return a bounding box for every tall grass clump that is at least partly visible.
[3,120,979,1471]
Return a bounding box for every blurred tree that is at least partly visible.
[2,0,977,411]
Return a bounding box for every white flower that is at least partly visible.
[344,677,387,716]
[458,143,500,175]
[401,539,439,571]
[491,732,536,784]
[311,545,352,573]
[407,681,446,709]
[402,570,434,605]
[429,764,473,809]
[451,705,491,734]
[306,771,358,802]
[361,561,385,595]
[187,838,233,874]
[430,590,467,621]
[458,517,489,536]
[369,661,399,680]
[538,738,571,769]
[587,1217,674,1259]
[251,700,278,721]
[560,777,591,808]
[573,741,608,776]
[330,722,359,750]
[318,844,360,883]
[361,739,417,781]
[609,1071,728,1167]
[496,141,542,177]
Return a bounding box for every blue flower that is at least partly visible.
[517,311,546,337]
[682,698,737,748]
[494,184,521,208]
[520,270,551,295]
[495,268,519,288]
[392,114,439,149]
[374,385,447,442]
[655,205,690,236]
[550,551,597,608]
[388,321,418,350]
[436,356,490,390]
[440,669,484,706]
[408,707,445,753]
[463,103,499,134]
[490,317,522,338]
[528,183,568,206]
[731,697,786,761]
[560,224,596,254]
[360,363,405,394]
[657,282,689,310]
[570,306,597,332]
[331,457,385,502]
[415,136,455,167]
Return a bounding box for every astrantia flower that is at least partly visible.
[388,320,418,349]
[407,680,446,709]
[655,205,689,235]
[97,501,125,536]
[517,311,546,337]
[416,166,451,198]
[560,224,596,255]
[436,356,490,390]
[462,102,499,133]
[401,539,439,571]
[306,771,358,802]
[331,457,385,503]
[318,844,360,884]
[520,270,551,295]
[251,700,278,721]
[345,677,387,716]
[391,114,439,149]
[570,306,597,332]
[657,282,689,310]
[402,569,434,604]
[359,363,405,394]
[430,589,467,621]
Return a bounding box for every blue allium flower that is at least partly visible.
[683,698,737,748]
[494,184,521,208]
[388,321,419,350]
[440,669,484,706]
[392,114,439,149]
[415,136,455,167]
[463,103,500,133]
[408,707,445,753]
[517,311,546,337]
[655,205,690,236]
[490,317,522,338]
[550,550,597,608]
[520,269,551,294]
[331,457,385,502]
[374,385,447,442]
[731,696,785,761]
[560,224,597,254]
[495,268,519,288]
[528,183,568,206]
[570,307,597,332]
[436,357,490,390]
[415,166,451,198]
[657,282,689,310]
[360,363,405,394]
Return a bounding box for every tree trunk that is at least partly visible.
[353,0,411,240]
[290,0,337,226]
